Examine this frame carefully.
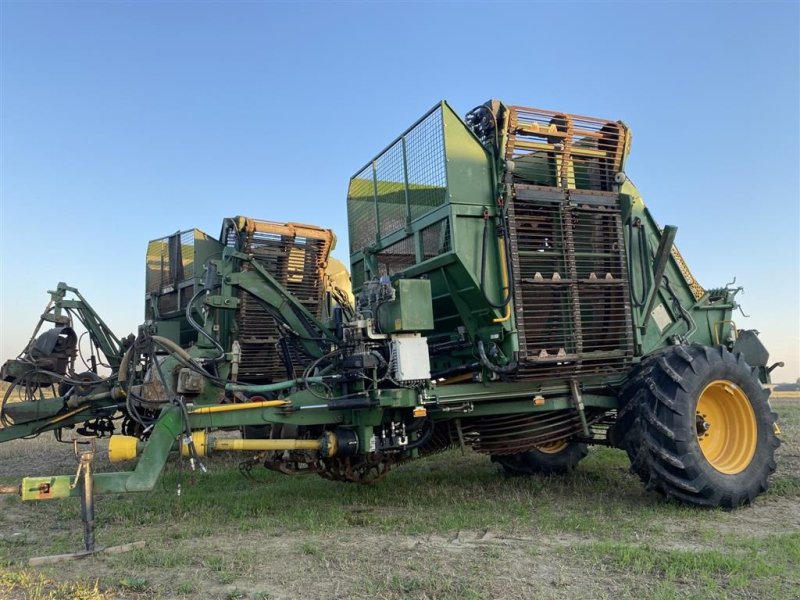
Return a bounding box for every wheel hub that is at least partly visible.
[695,380,757,475]
[534,439,569,455]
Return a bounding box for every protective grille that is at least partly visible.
[421,218,451,259]
[376,236,416,278]
[506,106,625,192]
[347,167,378,254]
[146,230,196,293]
[347,105,447,254]
[374,142,406,238]
[508,185,633,380]
[234,225,331,382]
[406,108,447,220]
[351,259,365,290]
[146,230,204,319]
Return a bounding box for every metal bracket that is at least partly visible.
[569,380,591,437]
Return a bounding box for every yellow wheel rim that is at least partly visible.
[535,440,568,454]
[696,380,757,474]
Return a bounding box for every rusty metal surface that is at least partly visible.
[318,454,395,484]
[502,105,634,382]
[464,409,607,455]
[470,411,581,455]
[226,219,334,382]
[505,105,627,192]
[506,184,633,381]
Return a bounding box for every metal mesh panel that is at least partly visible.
[406,108,447,220]
[376,236,416,277]
[421,218,451,260]
[145,230,197,293]
[351,259,365,290]
[347,105,447,255]
[158,293,178,314]
[179,230,195,280]
[347,166,377,253]
[506,106,625,192]
[146,239,169,293]
[375,142,406,238]
[508,185,632,380]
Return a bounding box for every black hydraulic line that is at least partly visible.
[404,419,435,450]
[186,289,226,361]
[477,340,517,374]
[430,362,480,380]
[240,288,338,350]
[380,418,435,452]
[277,337,295,380]
[662,275,696,339]
[148,344,204,471]
[627,219,649,308]
[479,214,514,309]
[148,337,228,386]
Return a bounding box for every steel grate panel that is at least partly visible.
[508,184,633,380]
[506,106,625,192]
[145,230,198,293]
[146,239,169,293]
[351,259,365,290]
[236,229,330,382]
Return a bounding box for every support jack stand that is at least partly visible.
[27,439,145,566]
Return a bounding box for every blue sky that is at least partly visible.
[1,1,798,380]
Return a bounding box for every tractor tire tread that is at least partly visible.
[617,344,779,509]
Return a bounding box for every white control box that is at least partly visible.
[392,335,431,382]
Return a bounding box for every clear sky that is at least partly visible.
[1,1,798,381]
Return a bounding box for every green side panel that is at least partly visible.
[377,279,434,333]
[1,397,63,423]
[618,184,737,357]
[152,320,181,345]
[441,104,493,207]
[345,101,515,371]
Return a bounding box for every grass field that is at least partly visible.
[0,392,798,599]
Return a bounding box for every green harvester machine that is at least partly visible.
[0,100,783,556]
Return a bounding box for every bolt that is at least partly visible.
[696,414,711,436]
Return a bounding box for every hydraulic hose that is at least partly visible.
[225,377,324,394]
[118,346,133,384]
[480,213,514,309]
[380,418,435,452]
[150,335,196,364]
[186,289,226,360]
[627,219,649,308]
[477,340,517,374]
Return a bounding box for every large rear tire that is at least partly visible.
[492,441,588,475]
[617,344,780,508]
